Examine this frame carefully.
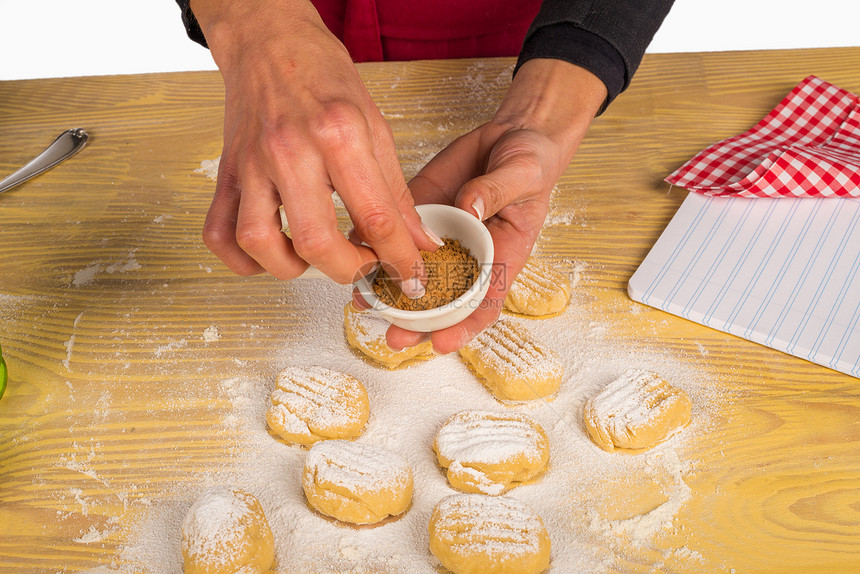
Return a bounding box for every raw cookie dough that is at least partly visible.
[459,318,563,401]
[504,257,571,317]
[343,302,434,368]
[433,410,549,495]
[181,487,275,574]
[583,369,692,452]
[429,493,551,574]
[303,439,413,525]
[265,365,369,446]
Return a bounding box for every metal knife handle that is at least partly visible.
[0,128,89,194]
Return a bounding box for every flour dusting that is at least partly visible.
[73,264,101,287]
[108,265,724,573]
[588,449,693,546]
[194,157,220,181]
[62,312,85,370]
[202,326,221,343]
[72,251,141,286]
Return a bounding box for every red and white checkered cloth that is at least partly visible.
[666,75,860,198]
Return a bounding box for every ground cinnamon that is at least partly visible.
[372,238,479,311]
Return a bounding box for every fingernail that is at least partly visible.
[471,197,485,221]
[384,339,402,352]
[278,205,289,232]
[365,262,380,277]
[400,276,426,299]
[421,221,445,247]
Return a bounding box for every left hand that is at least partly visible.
[355,59,609,353]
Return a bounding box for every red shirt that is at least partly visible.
[312,0,542,62]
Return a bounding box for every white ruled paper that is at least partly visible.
[629,192,860,378]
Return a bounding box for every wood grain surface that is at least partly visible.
[1,48,859,573]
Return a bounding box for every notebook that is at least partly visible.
[628,192,860,378]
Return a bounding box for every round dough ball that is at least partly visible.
[433,410,549,495]
[303,439,413,525]
[181,487,274,574]
[429,494,551,574]
[583,369,692,452]
[265,365,368,446]
[343,302,434,368]
[504,257,571,317]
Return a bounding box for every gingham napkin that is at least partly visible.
[666,76,860,198]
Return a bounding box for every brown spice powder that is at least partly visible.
[372,238,480,311]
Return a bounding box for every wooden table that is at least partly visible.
[1,48,859,573]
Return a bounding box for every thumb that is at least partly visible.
[453,131,547,221]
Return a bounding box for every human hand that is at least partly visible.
[357,59,608,353]
[191,0,438,294]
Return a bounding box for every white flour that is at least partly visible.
[587,449,693,545]
[38,161,729,571]
[73,264,102,287]
[434,410,547,496]
[107,261,723,573]
[461,318,564,391]
[72,251,142,287]
[194,158,220,181]
[74,525,110,544]
[202,326,221,342]
[62,312,85,370]
[305,439,412,498]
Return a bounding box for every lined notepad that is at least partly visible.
[628,192,860,378]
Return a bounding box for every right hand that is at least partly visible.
[191,0,436,295]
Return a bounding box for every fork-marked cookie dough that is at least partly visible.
[303,439,413,525]
[429,493,551,574]
[266,365,369,446]
[343,302,434,368]
[583,369,692,452]
[504,257,571,317]
[459,318,563,401]
[433,410,549,495]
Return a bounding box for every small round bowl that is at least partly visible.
[354,204,494,332]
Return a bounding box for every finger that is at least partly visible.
[351,287,371,310]
[256,122,383,284]
[408,130,486,206]
[346,163,444,253]
[415,217,532,354]
[368,113,442,252]
[383,296,501,354]
[385,328,430,352]
[454,131,553,223]
[278,166,380,284]
[321,108,427,298]
[351,287,431,351]
[234,168,312,279]
[347,214,443,257]
[434,299,502,354]
[395,189,445,251]
[202,156,266,276]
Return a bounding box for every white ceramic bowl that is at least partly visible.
[354,204,494,332]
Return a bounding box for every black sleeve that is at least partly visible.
[175,0,208,48]
[516,0,675,112]
[175,0,673,111]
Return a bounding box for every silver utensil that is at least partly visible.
[0,128,89,194]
